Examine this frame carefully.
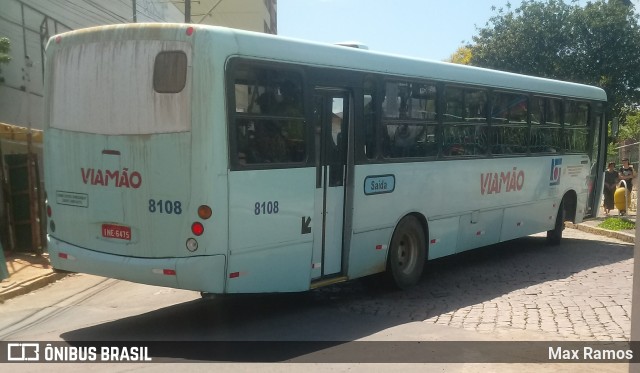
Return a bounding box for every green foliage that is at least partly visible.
[607,110,640,162]
[618,111,640,141]
[597,217,635,230]
[447,46,473,65]
[469,0,640,120]
[0,37,11,84]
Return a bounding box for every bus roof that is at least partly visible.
[224,27,606,102]
[51,23,607,102]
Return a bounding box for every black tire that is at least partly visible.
[386,216,426,289]
[546,200,565,245]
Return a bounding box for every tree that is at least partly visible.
[0,37,10,84]
[446,45,473,65]
[469,0,640,121]
[618,111,640,141]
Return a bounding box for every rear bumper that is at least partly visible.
[48,235,226,293]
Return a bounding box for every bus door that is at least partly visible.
[311,88,350,280]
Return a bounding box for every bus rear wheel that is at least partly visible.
[546,200,565,245]
[386,215,426,289]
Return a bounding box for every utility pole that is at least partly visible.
[132,0,137,22]
[185,0,191,23]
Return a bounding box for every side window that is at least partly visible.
[231,64,305,167]
[530,97,562,153]
[153,51,187,93]
[381,81,437,158]
[363,78,377,159]
[490,92,528,155]
[443,86,488,156]
[564,100,590,153]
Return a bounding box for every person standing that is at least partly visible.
[619,158,635,192]
[603,162,618,216]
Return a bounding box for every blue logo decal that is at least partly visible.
[550,158,562,186]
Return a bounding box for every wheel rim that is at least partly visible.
[395,232,418,275]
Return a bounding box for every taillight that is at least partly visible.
[198,205,212,219]
[187,204,211,251]
[191,222,204,236]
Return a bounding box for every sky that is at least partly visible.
[278,0,640,62]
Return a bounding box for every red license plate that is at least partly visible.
[102,224,131,241]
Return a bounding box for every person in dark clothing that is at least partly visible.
[619,158,635,192]
[603,162,618,216]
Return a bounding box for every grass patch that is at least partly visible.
[598,217,636,231]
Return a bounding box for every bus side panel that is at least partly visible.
[349,165,403,279]
[426,217,459,259]
[347,229,392,279]
[457,209,503,253]
[500,202,557,242]
[227,168,315,293]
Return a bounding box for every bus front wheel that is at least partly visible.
[386,215,426,289]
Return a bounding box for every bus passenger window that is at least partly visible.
[231,64,306,167]
[363,78,377,159]
[443,86,487,156]
[564,101,590,153]
[382,81,438,158]
[490,92,528,155]
[530,97,562,153]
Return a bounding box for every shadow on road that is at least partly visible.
[61,234,633,361]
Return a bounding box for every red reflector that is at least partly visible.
[229,272,240,278]
[47,205,52,217]
[191,222,204,236]
[186,27,194,36]
[55,35,61,44]
[163,269,176,276]
[58,253,68,259]
[375,245,383,250]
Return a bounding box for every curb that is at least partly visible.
[566,222,635,244]
[0,271,67,303]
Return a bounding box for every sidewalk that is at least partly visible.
[567,209,636,244]
[1,210,635,303]
[0,251,67,303]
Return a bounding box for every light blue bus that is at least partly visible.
[44,24,607,294]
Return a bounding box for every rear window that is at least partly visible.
[49,40,192,135]
[153,51,187,93]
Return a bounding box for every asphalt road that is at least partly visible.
[0,228,633,372]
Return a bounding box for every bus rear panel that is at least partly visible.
[45,25,226,293]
